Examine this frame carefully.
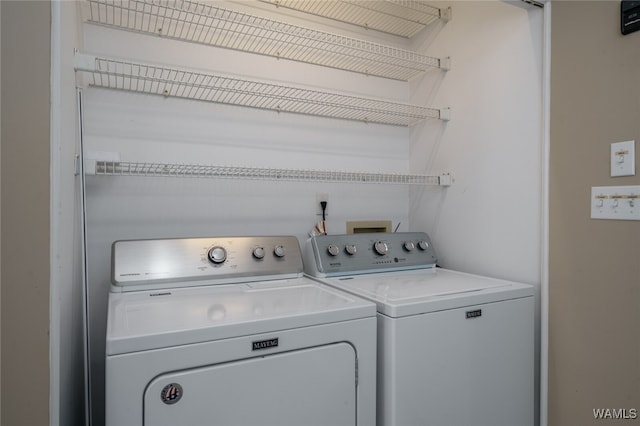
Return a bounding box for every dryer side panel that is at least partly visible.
[143,342,357,426]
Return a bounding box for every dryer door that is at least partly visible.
[144,342,357,426]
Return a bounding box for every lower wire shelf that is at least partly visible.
[87,160,452,186]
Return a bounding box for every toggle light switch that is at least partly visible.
[611,140,635,177]
[591,185,640,220]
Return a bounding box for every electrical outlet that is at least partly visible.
[316,192,328,215]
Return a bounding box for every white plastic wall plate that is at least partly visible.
[611,140,635,177]
[591,185,640,220]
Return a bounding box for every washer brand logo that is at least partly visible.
[466,309,482,319]
[252,338,279,351]
[160,383,183,405]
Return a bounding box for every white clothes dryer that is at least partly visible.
[303,232,535,426]
[105,236,376,426]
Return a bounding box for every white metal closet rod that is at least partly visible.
[87,160,452,186]
[74,53,450,126]
[83,0,449,81]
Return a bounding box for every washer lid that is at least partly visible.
[313,268,534,318]
[106,277,375,355]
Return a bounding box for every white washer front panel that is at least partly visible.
[316,267,534,317]
[144,343,356,426]
[107,277,375,355]
[378,296,535,426]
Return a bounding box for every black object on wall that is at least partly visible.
[621,1,640,35]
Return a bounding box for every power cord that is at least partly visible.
[320,201,328,235]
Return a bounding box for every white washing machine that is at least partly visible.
[105,235,377,426]
[303,232,535,426]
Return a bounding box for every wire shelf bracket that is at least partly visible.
[85,159,453,186]
[83,0,449,81]
[260,0,452,38]
[74,52,451,126]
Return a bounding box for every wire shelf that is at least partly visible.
[75,53,449,126]
[84,0,448,81]
[260,0,450,38]
[90,160,448,185]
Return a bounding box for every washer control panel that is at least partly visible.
[112,236,303,291]
[304,232,437,277]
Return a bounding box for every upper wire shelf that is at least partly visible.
[74,53,450,126]
[259,0,451,38]
[87,160,451,186]
[83,0,449,81]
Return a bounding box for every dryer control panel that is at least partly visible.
[304,232,437,277]
[112,236,303,291]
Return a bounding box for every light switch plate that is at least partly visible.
[610,140,635,177]
[591,185,640,220]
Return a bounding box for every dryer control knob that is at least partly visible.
[274,245,286,258]
[345,244,357,255]
[403,241,415,251]
[417,240,430,251]
[253,247,265,259]
[373,241,389,256]
[208,246,227,264]
[327,244,340,256]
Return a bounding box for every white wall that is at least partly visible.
[408,2,544,423]
[410,1,543,282]
[50,2,86,425]
[77,1,544,424]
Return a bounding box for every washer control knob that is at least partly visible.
[327,244,340,256]
[417,240,430,251]
[345,244,357,255]
[403,241,415,251]
[373,241,389,256]
[252,247,265,259]
[208,246,227,264]
[274,245,286,258]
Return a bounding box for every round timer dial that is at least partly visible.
[252,247,265,259]
[327,244,340,256]
[274,245,286,258]
[417,241,430,251]
[208,246,227,264]
[345,244,357,255]
[373,241,389,255]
